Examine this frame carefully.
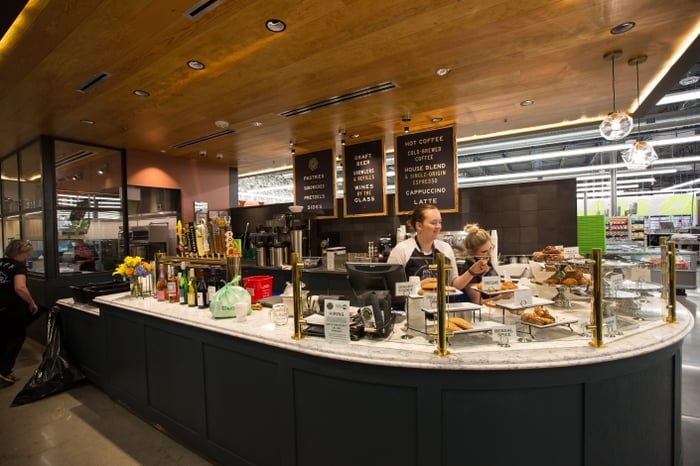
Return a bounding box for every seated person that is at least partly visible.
[452,224,499,303]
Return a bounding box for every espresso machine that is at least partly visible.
[377,234,393,262]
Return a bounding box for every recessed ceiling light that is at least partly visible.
[520,100,535,106]
[187,60,206,70]
[214,120,230,129]
[133,89,150,97]
[265,19,286,32]
[80,119,95,125]
[350,133,360,139]
[431,117,443,123]
[252,121,263,127]
[436,67,451,76]
[610,21,635,35]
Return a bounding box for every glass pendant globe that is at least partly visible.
[599,111,633,141]
[622,141,658,170]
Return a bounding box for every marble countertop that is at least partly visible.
[56,293,694,371]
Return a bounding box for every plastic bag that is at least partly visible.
[11,307,86,407]
[210,275,252,319]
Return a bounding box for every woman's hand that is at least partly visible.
[468,257,490,276]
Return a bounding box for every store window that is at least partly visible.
[55,139,124,275]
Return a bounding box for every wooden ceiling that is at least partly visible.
[1,0,699,175]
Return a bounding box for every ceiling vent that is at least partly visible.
[279,81,399,118]
[184,0,225,20]
[55,150,97,167]
[172,128,235,149]
[75,72,111,93]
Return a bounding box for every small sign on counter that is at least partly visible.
[324,299,351,344]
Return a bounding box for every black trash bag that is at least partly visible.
[11,306,86,407]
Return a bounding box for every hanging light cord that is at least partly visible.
[635,60,641,135]
[611,55,617,112]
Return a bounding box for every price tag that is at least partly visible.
[395,281,413,297]
[563,246,579,259]
[481,275,500,291]
[491,325,516,345]
[501,289,532,307]
[324,299,351,345]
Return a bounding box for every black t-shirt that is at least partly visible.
[0,258,27,309]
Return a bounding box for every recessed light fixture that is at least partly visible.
[431,117,443,123]
[214,120,230,129]
[350,133,360,139]
[436,67,451,76]
[187,60,206,70]
[610,21,635,35]
[520,100,535,106]
[404,126,410,134]
[133,89,150,97]
[252,121,263,127]
[265,19,286,32]
[80,119,95,125]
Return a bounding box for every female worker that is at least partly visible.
[452,224,499,303]
[0,239,39,385]
[387,204,458,286]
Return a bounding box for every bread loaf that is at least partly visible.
[448,317,474,330]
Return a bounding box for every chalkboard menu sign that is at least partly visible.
[293,149,337,218]
[394,126,457,214]
[342,139,387,217]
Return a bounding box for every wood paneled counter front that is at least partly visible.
[56,294,693,466]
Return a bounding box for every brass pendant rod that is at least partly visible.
[291,252,305,340]
[666,242,677,323]
[588,248,606,348]
[432,253,450,356]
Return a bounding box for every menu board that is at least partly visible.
[293,149,337,218]
[394,126,457,214]
[342,139,387,217]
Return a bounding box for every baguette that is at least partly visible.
[448,317,474,330]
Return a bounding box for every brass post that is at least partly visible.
[666,241,677,323]
[431,253,450,356]
[588,248,606,348]
[291,252,305,340]
[659,237,667,299]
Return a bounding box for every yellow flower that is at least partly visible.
[113,256,151,279]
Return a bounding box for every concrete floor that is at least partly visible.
[1,283,699,466]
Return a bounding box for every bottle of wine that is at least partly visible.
[156,263,168,301]
[179,262,188,305]
[187,268,197,307]
[197,268,209,309]
[207,266,218,304]
[167,265,179,303]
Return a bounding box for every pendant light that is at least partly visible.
[621,54,658,169]
[599,50,633,141]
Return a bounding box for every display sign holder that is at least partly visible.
[394,126,457,214]
[342,139,387,217]
[293,149,337,218]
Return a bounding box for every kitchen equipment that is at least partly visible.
[256,242,267,266]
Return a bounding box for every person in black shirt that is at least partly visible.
[452,224,499,303]
[0,240,39,386]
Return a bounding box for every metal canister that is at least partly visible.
[256,242,267,266]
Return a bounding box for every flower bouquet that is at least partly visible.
[113,256,152,298]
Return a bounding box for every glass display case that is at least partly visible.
[0,136,126,280]
[606,245,697,290]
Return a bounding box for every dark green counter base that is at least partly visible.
[58,302,683,466]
